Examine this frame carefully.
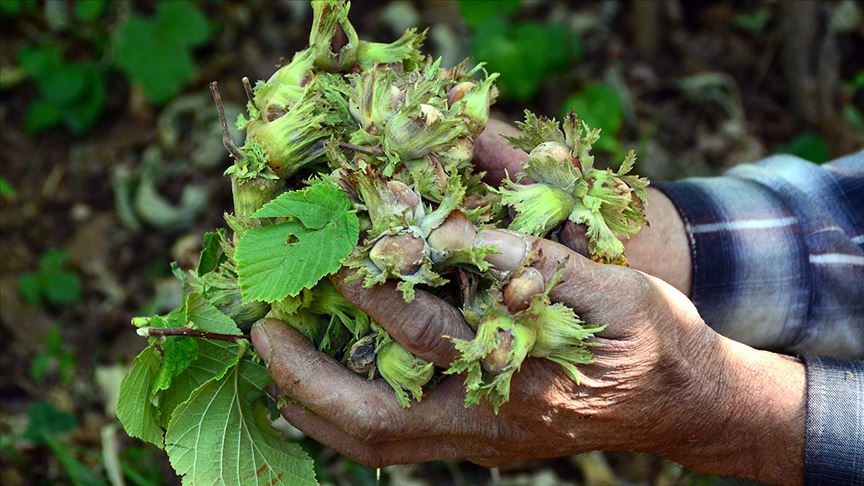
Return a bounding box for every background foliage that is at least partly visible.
[1,1,861,484]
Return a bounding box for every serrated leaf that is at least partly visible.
[254,183,352,229]
[165,359,316,486]
[117,347,163,448]
[236,184,359,302]
[197,229,226,275]
[152,337,198,395]
[157,340,242,426]
[185,293,241,335]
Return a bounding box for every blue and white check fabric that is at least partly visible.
[656,152,863,485]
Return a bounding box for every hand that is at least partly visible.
[251,231,805,485]
[474,120,693,294]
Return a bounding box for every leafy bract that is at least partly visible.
[116,347,163,448]
[165,359,317,486]
[236,182,359,302]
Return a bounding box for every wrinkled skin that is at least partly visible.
[251,120,805,485]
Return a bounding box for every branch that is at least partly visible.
[338,142,384,156]
[241,77,255,105]
[209,81,245,161]
[137,326,245,343]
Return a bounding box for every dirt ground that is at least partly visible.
[1,1,861,485]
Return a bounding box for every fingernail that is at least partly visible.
[251,321,271,365]
[474,229,528,271]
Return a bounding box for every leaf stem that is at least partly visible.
[138,327,245,343]
[209,81,245,161]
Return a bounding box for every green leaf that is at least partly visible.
[24,400,77,442]
[117,347,164,448]
[562,83,624,153]
[1,0,37,16]
[75,0,106,21]
[18,45,105,133]
[254,182,353,228]
[774,132,831,163]
[18,272,42,305]
[18,44,61,78]
[112,1,210,104]
[43,271,83,305]
[165,359,317,486]
[0,176,17,200]
[197,229,226,275]
[184,293,242,335]
[152,337,198,395]
[236,183,360,302]
[472,19,577,101]
[18,250,82,306]
[457,0,520,27]
[157,340,242,424]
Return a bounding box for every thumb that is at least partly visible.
[473,119,528,186]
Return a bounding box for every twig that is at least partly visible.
[338,142,384,156]
[241,77,255,105]
[138,326,245,343]
[209,81,245,161]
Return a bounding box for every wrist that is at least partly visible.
[623,188,692,295]
[654,331,805,484]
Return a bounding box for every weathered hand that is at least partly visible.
[251,230,805,484]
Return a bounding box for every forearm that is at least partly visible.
[659,333,806,485]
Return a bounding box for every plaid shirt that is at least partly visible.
[657,152,863,485]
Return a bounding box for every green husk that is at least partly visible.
[375,330,434,408]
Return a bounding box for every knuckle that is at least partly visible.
[399,307,443,355]
[345,409,387,442]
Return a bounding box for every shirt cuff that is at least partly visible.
[801,356,864,486]
[653,177,810,350]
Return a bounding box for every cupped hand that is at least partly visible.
[252,122,806,484]
[251,231,755,471]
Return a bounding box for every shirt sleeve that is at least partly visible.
[802,356,864,486]
[654,152,864,359]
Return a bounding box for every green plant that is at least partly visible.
[461,0,579,101]
[113,0,210,104]
[775,132,831,163]
[29,327,76,383]
[0,0,36,16]
[17,44,105,133]
[562,83,625,156]
[0,176,16,200]
[23,401,107,486]
[19,249,83,306]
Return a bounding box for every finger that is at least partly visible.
[524,236,649,331]
[556,221,590,258]
[280,403,484,468]
[332,272,474,368]
[473,119,527,186]
[251,318,413,437]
